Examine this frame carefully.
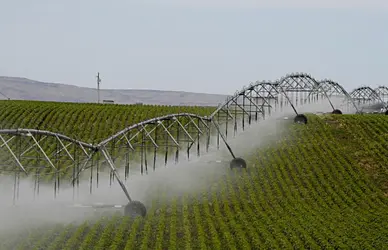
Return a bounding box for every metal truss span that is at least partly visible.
[1,72,387,207]
[209,73,338,126]
[0,128,98,203]
[0,129,96,173]
[74,113,212,181]
[375,86,388,103]
[350,86,382,103]
[317,79,359,112]
[349,86,387,112]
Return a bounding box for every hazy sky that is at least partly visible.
[1,0,387,95]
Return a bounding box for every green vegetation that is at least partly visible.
[0,100,216,143]
[1,113,388,249]
[0,100,216,180]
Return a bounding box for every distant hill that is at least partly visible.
[0,76,228,106]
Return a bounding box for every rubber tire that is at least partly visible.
[385,110,388,115]
[332,109,342,115]
[124,201,147,218]
[294,114,308,124]
[230,157,247,169]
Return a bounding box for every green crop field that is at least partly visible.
[0,100,216,143]
[0,100,216,180]
[1,105,388,249]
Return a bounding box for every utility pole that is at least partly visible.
[96,72,101,103]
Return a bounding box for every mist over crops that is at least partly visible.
[0,96,346,235]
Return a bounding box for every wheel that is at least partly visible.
[124,201,147,218]
[385,110,388,115]
[230,157,247,169]
[332,109,342,114]
[294,114,308,124]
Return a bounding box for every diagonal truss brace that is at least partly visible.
[0,135,27,174]
[28,130,58,171]
[72,114,210,180]
[100,146,132,202]
[279,74,335,111]
[0,129,96,178]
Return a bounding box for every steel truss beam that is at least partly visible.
[198,73,334,160]
[350,86,382,103]
[209,81,277,139]
[74,113,212,179]
[348,86,387,113]
[0,72,386,205]
[276,73,338,112]
[0,129,97,203]
[317,79,360,113]
[374,86,388,104]
[209,73,329,129]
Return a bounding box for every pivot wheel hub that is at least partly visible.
[332,109,342,114]
[230,157,247,169]
[294,114,308,124]
[124,201,147,218]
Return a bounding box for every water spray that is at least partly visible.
[0,72,386,220]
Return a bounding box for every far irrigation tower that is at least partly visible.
[96,72,101,103]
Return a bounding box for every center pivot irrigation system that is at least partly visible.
[0,72,387,218]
